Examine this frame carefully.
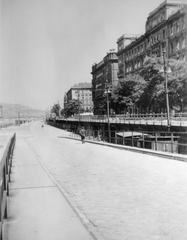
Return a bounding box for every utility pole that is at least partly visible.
[18,111,20,126]
[78,90,80,126]
[105,80,111,142]
[162,44,170,131]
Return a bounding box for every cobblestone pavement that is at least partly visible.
[24,122,187,240]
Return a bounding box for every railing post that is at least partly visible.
[155,133,158,151]
[0,133,16,236]
[171,132,174,153]
[142,133,145,149]
[115,131,117,144]
[132,132,134,147]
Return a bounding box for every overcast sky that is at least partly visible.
[0,0,164,110]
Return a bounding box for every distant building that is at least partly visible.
[117,0,187,79]
[63,92,67,109]
[66,82,93,112]
[91,50,119,115]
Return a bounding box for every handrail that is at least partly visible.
[56,112,187,127]
[70,129,187,156]
[0,133,16,239]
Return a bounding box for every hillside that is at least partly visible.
[0,103,45,119]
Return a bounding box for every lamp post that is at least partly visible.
[162,46,170,131]
[181,99,183,114]
[105,80,111,142]
[18,111,20,126]
[78,90,80,126]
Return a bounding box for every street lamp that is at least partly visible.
[181,99,183,114]
[161,45,171,131]
[18,111,20,126]
[105,80,111,142]
[78,90,80,126]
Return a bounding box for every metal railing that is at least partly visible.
[62,112,187,127]
[0,133,16,239]
[70,129,187,156]
[0,119,15,129]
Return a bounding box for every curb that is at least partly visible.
[67,135,187,162]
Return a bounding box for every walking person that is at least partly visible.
[79,126,86,144]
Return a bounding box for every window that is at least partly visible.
[141,45,143,52]
[163,29,166,39]
[182,38,186,48]
[182,19,185,30]
[176,22,179,33]
[154,36,156,43]
[135,62,137,69]
[170,42,174,54]
[170,25,173,36]
[138,61,140,68]
[176,41,179,51]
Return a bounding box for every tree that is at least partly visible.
[138,55,187,112]
[60,108,65,117]
[65,99,83,117]
[110,55,187,113]
[110,74,146,114]
[137,56,165,111]
[51,103,61,117]
[167,59,187,111]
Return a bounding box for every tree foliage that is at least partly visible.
[110,74,147,113]
[51,103,60,117]
[109,56,187,113]
[65,99,84,117]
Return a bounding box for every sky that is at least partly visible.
[0,0,164,110]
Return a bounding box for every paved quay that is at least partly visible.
[1,122,187,240]
[1,124,94,240]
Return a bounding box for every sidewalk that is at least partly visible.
[3,136,94,240]
[2,123,187,240]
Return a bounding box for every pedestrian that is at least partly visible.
[79,126,86,144]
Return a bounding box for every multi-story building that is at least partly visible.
[117,0,187,79]
[66,82,93,112]
[91,50,119,115]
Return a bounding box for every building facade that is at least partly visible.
[91,51,119,115]
[117,0,187,79]
[66,82,93,112]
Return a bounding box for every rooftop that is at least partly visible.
[149,0,187,17]
[72,82,92,89]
